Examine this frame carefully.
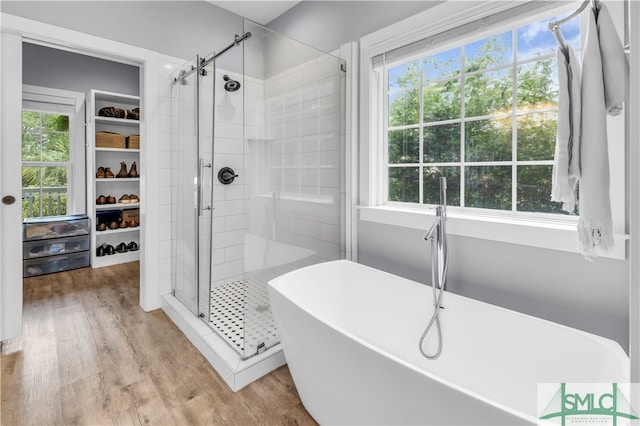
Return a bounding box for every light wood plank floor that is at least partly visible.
[1,262,317,425]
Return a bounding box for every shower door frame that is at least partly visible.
[171,55,215,321]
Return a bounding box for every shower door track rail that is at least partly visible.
[174,32,252,83]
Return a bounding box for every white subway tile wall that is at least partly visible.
[162,51,345,308]
[211,70,248,285]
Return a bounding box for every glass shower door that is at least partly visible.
[238,20,347,359]
[171,56,214,319]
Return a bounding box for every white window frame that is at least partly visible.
[359,0,628,260]
[22,85,85,216]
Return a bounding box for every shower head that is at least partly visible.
[174,69,189,86]
[223,75,241,92]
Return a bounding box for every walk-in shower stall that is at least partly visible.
[168,21,346,388]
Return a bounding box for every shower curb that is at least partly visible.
[161,294,286,392]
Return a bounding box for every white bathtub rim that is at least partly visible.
[268,259,629,422]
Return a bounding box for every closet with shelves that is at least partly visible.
[87,89,141,268]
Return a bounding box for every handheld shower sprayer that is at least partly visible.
[419,176,449,360]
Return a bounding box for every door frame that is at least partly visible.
[1,31,24,340]
[1,13,162,333]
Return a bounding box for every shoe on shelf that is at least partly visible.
[125,108,140,120]
[96,195,106,205]
[119,194,130,204]
[96,223,107,232]
[108,221,119,230]
[128,220,139,228]
[116,162,128,178]
[98,106,125,118]
[106,195,117,204]
[96,167,105,179]
[96,245,106,257]
[129,194,139,203]
[115,242,129,253]
[105,167,115,178]
[127,161,139,178]
[127,241,139,251]
[119,219,129,229]
[105,244,116,255]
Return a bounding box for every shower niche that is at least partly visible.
[166,20,346,390]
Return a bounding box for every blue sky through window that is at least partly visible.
[388,12,581,92]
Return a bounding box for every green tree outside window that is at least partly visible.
[386,15,575,215]
[22,111,70,219]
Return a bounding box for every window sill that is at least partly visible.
[358,205,628,260]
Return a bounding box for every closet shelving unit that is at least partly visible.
[87,90,142,268]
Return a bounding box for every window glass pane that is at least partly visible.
[42,132,70,162]
[464,31,512,72]
[41,166,68,217]
[424,79,461,122]
[464,68,512,117]
[424,166,460,206]
[22,166,41,219]
[389,61,420,91]
[518,14,581,62]
[22,131,41,161]
[423,47,461,81]
[424,123,460,162]
[517,59,558,109]
[517,18,560,60]
[42,166,68,189]
[517,165,572,214]
[22,166,41,190]
[42,113,69,132]
[389,89,420,127]
[465,166,512,210]
[388,167,419,203]
[389,128,420,163]
[465,118,512,162]
[517,112,557,161]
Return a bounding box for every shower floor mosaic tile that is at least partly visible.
[210,276,279,358]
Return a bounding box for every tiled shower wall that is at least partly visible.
[248,53,344,262]
[209,70,260,288]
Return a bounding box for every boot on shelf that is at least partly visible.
[128,161,139,178]
[116,162,128,178]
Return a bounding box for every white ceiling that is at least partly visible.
[207,1,302,25]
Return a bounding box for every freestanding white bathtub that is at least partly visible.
[267,260,630,425]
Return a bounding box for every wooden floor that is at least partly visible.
[1,262,317,425]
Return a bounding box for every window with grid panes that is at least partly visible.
[385,12,580,215]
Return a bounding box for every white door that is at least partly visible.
[0,31,23,340]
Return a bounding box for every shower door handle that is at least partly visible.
[199,158,212,216]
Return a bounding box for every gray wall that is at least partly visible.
[1,1,245,71]
[23,43,139,95]
[358,221,629,351]
[267,1,440,52]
